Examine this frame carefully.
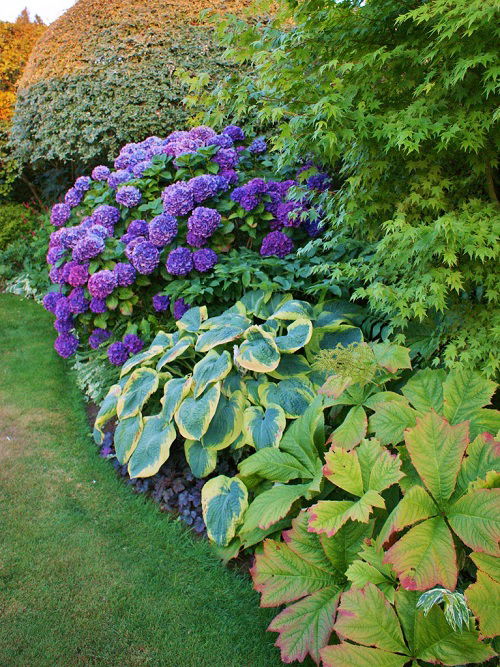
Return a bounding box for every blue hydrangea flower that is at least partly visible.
[43,292,64,314]
[89,328,111,350]
[60,225,87,249]
[187,207,221,240]
[161,181,194,217]
[188,174,219,204]
[72,234,105,262]
[127,219,149,238]
[54,333,79,358]
[54,317,74,334]
[91,205,120,230]
[152,294,170,312]
[307,172,331,191]
[54,297,72,321]
[116,185,142,208]
[68,288,89,314]
[123,334,144,354]
[189,126,217,142]
[64,187,83,208]
[148,214,178,247]
[130,241,160,275]
[108,169,133,189]
[193,248,218,273]
[173,298,190,320]
[248,138,267,154]
[74,176,92,192]
[88,269,118,298]
[91,165,110,181]
[131,160,152,178]
[108,341,129,366]
[46,246,66,265]
[90,297,107,314]
[222,125,245,141]
[166,247,193,276]
[113,262,136,286]
[212,148,239,169]
[208,134,234,149]
[260,231,295,258]
[50,203,71,227]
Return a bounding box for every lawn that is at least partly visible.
[0,293,282,667]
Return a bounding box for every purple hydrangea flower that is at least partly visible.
[92,205,120,230]
[188,174,219,204]
[43,292,64,313]
[88,269,118,299]
[208,134,234,149]
[152,294,170,312]
[248,138,267,154]
[108,169,133,189]
[89,224,111,240]
[68,287,89,314]
[131,241,160,275]
[54,333,79,358]
[212,148,239,169]
[187,207,221,240]
[307,172,330,191]
[108,342,129,366]
[54,317,74,334]
[186,230,208,248]
[123,334,144,354]
[49,266,64,284]
[217,169,238,190]
[60,225,87,249]
[60,261,76,283]
[124,235,147,261]
[74,176,92,191]
[54,297,72,321]
[222,125,245,141]
[165,130,190,143]
[90,297,107,314]
[91,165,111,181]
[67,263,89,287]
[277,201,305,228]
[260,231,295,258]
[127,219,149,238]
[113,262,136,286]
[166,247,193,276]
[89,328,112,350]
[173,298,190,320]
[193,248,218,273]
[72,234,105,262]
[50,203,71,227]
[231,178,267,211]
[116,185,142,208]
[161,181,194,217]
[131,160,152,178]
[148,214,178,247]
[46,246,65,265]
[189,126,217,142]
[64,187,83,208]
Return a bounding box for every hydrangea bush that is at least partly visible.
[42,124,328,364]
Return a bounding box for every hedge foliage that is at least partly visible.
[10,0,260,170]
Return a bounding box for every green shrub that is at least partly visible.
[0,201,37,250]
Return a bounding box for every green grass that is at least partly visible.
[0,294,282,667]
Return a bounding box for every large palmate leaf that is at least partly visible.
[117,368,159,420]
[328,405,367,449]
[446,488,500,555]
[201,475,248,546]
[174,382,221,441]
[346,539,397,602]
[93,383,121,444]
[235,325,281,372]
[275,318,313,353]
[465,569,500,639]
[443,370,496,425]
[243,404,286,449]
[322,586,495,666]
[240,482,311,533]
[127,417,176,478]
[371,343,412,374]
[192,349,232,398]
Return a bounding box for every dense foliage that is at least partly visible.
[0,202,38,250]
[10,0,260,171]
[189,0,500,376]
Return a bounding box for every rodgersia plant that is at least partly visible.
[42,124,327,362]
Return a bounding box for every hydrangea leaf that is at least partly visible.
[240,482,311,533]
[321,643,407,667]
[447,488,500,555]
[333,584,408,654]
[238,447,311,483]
[200,391,245,450]
[275,318,313,353]
[370,400,417,445]
[308,492,385,537]
[454,432,500,498]
[328,405,367,449]
[235,325,281,373]
[120,344,165,377]
[378,484,438,546]
[127,417,176,478]
[117,368,159,420]
[470,551,500,582]
[159,376,192,423]
[371,343,411,374]
[261,377,316,419]
[114,413,143,464]
[201,475,248,546]
[93,383,121,443]
[405,411,469,506]
[270,299,314,321]
[195,324,246,353]
[383,516,457,591]
[184,439,217,478]
[192,349,232,398]
[176,304,207,333]
[269,587,342,665]
[268,353,311,380]
[443,369,496,425]
[401,368,446,414]
[465,570,500,639]
[175,382,221,441]
[156,334,196,369]
[243,404,286,450]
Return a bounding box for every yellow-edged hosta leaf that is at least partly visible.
[268,353,311,380]
[235,325,281,372]
[114,413,143,464]
[465,571,500,639]
[120,344,165,377]
[371,343,411,373]
[175,382,221,441]
[156,334,196,370]
[160,377,192,422]
[195,324,246,353]
[443,370,496,425]
[447,488,500,556]
[275,318,313,353]
[201,475,248,546]
[328,406,367,449]
[405,411,469,506]
[308,492,385,537]
[93,383,121,444]
[383,517,457,591]
[117,368,159,420]
[127,417,176,478]
[243,404,287,450]
[176,305,207,332]
[184,440,217,478]
[221,372,247,397]
[192,349,232,398]
[270,299,314,321]
[261,377,316,418]
[200,391,246,450]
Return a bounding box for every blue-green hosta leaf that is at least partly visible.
[246,377,270,405]
[93,383,121,444]
[192,349,232,398]
[268,354,311,380]
[127,417,176,478]
[254,292,293,319]
[114,413,143,464]
[260,377,316,418]
[195,324,246,353]
[313,300,365,326]
[306,325,363,361]
[243,404,286,449]
[199,312,250,331]
[184,440,217,478]
[200,391,246,450]
[175,382,221,440]
[176,305,207,333]
[270,299,314,321]
[159,377,192,422]
[237,289,267,316]
[235,325,281,372]
[202,475,248,546]
[156,333,196,370]
[275,318,313,353]
[117,368,159,420]
[120,344,165,377]
[150,330,173,347]
[221,372,247,397]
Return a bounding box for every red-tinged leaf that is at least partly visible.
[469,551,500,582]
[333,584,408,654]
[447,488,500,556]
[321,643,407,667]
[319,374,353,399]
[383,517,457,591]
[378,485,438,546]
[323,447,363,496]
[328,405,367,450]
[465,571,500,639]
[269,586,342,665]
[372,343,411,374]
[404,411,469,507]
[308,491,385,537]
[454,431,500,498]
[356,439,405,494]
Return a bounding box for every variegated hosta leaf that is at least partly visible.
[275,318,313,353]
[454,431,500,498]
[155,333,196,370]
[370,400,417,445]
[93,383,121,444]
[371,343,411,374]
[195,324,246,353]
[243,404,286,450]
[246,377,270,405]
[401,368,446,414]
[383,516,458,591]
[175,382,221,441]
[465,570,500,639]
[201,475,248,546]
[254,292,293,320]
[447,488,500,556]
[260,377,316,419]
[120,344,165,377]
[160,377,192,423]
[405,411,469,507]
[443,369,496,425]
[150,330,173,347]
[114,413,143,464]
[308,491,386,537]
[200,391,246,450]
[235,325,281,373]
[192,349,232,398]
[221,372,247,397]
[270,299,314,321]
[184,440,217,478]
[306,325,363,361]
[268,353,311,380]
[116,368,159,420]
[176,305,207,332]
[199,312,250,331]
[327,405,367,449]
[127,417,176,478]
